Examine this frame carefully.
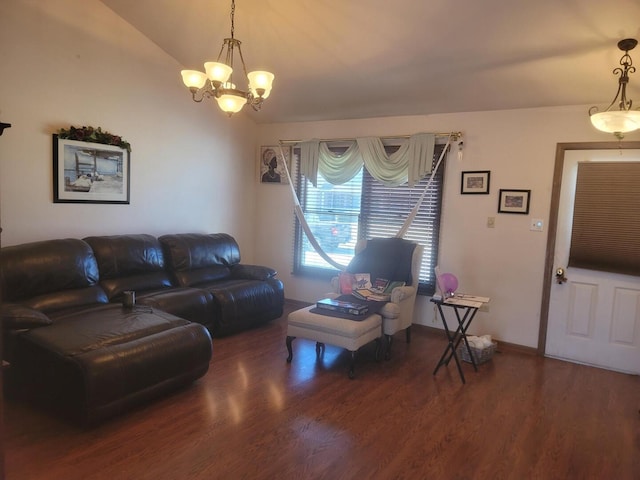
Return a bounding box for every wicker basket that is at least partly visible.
[458,340,497,364]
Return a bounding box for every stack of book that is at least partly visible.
[316,298,369,316]
[352,277,391,301]
[351,288,390,302]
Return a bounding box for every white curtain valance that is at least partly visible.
[300,133,436,187]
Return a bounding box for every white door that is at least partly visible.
[545,148,640,374]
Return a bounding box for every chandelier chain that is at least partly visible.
[230,0,235,40]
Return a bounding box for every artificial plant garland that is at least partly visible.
[57,125,131,152]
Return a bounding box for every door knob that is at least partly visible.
[555,267,567,284]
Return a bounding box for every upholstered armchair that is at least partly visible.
[330,238,424,358]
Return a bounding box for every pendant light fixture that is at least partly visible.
[180,0,274,116]
[589,38,640,139]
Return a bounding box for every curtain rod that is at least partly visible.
[278,131,463,145]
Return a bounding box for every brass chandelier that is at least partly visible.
[180,0,274,116]
[589,38,640,139]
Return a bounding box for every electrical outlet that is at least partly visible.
[487,217,495,228]
[530,218,544,232]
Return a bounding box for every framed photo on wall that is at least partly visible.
[53,135,130,204]
[498,189,530,214]
[461,170,490,194]
[260,145,291,184]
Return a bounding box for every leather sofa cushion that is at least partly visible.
[173,265,231,288]
[0,238,102,303]
[84,234,173,299]
[41,304,191,356]
[98,272,173,301]
[159,233,241,287]
[23,285,109,314]
[13,304,213,425]
[137,287,214,332]
[202,278,285,336]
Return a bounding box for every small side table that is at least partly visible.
[431,296,488,384]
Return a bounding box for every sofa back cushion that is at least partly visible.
[83,234,172,300]
[159,233,240,287]
[0,238,108,312]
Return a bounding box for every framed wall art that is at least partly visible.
[53,134,130,204]
[498,189,530,214]
[260,145,291,184]
[461,170,490,194]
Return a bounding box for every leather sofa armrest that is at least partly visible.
[1,303,52,330]
[389,285,416,304]
[230,264,277,281]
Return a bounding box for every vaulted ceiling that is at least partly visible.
[100,0,640,124]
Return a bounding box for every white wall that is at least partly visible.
[3,0,640,350]
[0,0,257,258]
[255,108,640,348]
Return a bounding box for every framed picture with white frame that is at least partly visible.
[260,145,291,184]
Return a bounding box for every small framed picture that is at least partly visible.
[461,170,490,194]
[498,189,531,214]
[260,145,291,184]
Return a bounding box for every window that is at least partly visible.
[569,161,640,276]
[293,144,446,295]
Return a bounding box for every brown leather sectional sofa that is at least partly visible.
[0,232,285,424]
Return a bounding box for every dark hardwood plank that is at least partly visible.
[4,301,639,479]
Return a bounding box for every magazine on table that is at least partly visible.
[352,289,390,302]
[352,277,392,301]
[316,298,369,316]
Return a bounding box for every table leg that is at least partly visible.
[286,336,295,362]
[432,303,467,383]
[452,307,479,372]
[432,302,482,384]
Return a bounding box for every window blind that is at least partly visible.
[361,144,446,293]
[569,161,640,276]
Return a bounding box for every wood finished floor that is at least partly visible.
[4,300,640,480]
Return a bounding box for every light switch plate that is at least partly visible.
[530,218,544,232]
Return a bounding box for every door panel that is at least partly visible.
[567,282,596,338]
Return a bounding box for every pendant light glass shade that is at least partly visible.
[248,71,275,99]
[216,92,248,114]
[590,110,640,134]
[204,62,233,84]
[181,70,208,89]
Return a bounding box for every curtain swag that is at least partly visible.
[300,133,436,187]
